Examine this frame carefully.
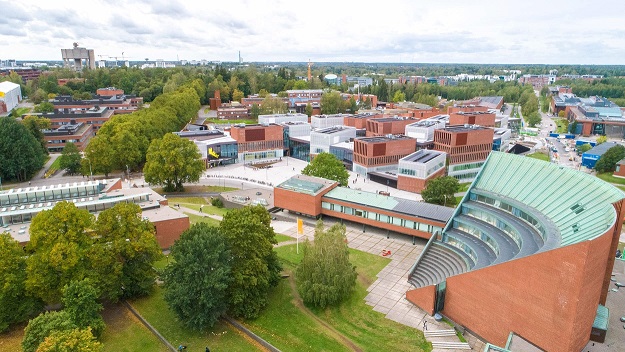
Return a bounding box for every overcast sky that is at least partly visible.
[3,0,625,64]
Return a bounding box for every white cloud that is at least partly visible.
[2,0,625,64]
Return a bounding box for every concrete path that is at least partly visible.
[33,153,60,180]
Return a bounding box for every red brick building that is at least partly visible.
[52,89,142,115]
[274,175,452,240]
[434,125,493,182]
[229,124,284,163]
[448,111,496,127]
[365,117,419,137]
[43,122,95,152]
[353,135,416,176]
[217,104,250,120]
[343,112,385,129]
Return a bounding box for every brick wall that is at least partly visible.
[397,167,446,193]
[152,217,189,249]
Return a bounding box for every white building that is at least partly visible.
[311,114,349,129]
[310,126,356,155]
[405,115,448,143]
[398,150,447,181]
[493,128,512,152]
[258,113,308,125]
[0,81,22,114]
[281,121,311,138]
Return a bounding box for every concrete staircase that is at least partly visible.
[425,329,472,350]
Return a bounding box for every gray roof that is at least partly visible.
[585,142,619,157]
[323,187,453,223]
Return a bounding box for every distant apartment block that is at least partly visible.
[229,123,284,163]
[397,150,447,193]
[434,125,494,182]
[310,126,356,156]
[217,104,249,120]
[26,106,114,131]
[0,67,42,82]
[352,135,416,177]
[43,122,94,152]
[52,89,143,115]
[286,89,322,109]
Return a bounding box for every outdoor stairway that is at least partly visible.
[408,243,469,287]
[424,330,472,350]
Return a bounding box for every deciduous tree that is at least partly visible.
[83,136,116,178]
[0,234,42,332]
[421,176,460,207]
[320,91,344,114]
[58,142,82,175]
[220,205,281,318]
[0,117,46,182]
[596,135,608,144]
[22,311,77,352]
[144,133,204,192]
[164,223,231,329]
[91,203,161,300]
[296,221,356,308]
[61,279,105,338]
[22,115,51,155]
[37,328,102,352]
[26,202,95,303]
[301,152,349,186]
[595,144,625,173]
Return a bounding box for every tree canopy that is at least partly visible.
[61,279,105,338]
[595,144,625,173]
[36,328,102,352]
[0,117,46,182]
[219,205,281,318]
[22,311,77,352]
[164,223,232,329]
[421,176,460,207]
[302,152,349,186]
[296,221,356,308]
[0,234,42,332]
[320,91,346,114]
[58,142,82,175]
[144,133,205,192]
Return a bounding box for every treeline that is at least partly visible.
[84,82,201,176]
[0,116,49,182]
[554,77,625,106]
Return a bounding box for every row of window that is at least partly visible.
[238,140,283,152]
[450,152,490,164]
[321,201,443,234]
[461,207,523,248]
[470,193,546,240]
[243,150,279,161]
[455,221,500,256]
[353,154,406,166]
[450,161,485,172]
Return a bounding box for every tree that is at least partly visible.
[164,223,231,329]
[296,221,356,308]
[58,142,82,175]
[30,88,47,104]
[392,90,406,103]
[34,102,55,113]
[305,103,313,117]
[61,279,105,338]
[421,176,460,207]
[526,112,542,127]
[596,135,608,144]
[301,152,349,186]
[578,143,592,154]
[320,91,344,114]
[36,328,102,352]
[26,202,95,303]
[220,205,281,318]
[595,144,625,173]
[22,115,51,155]
[0,234,42,332]
[144,133,204,192]
[22,311,77,352]
[92,203,161,300]
[83,136,116,178]
[260,96,288,114]
[0,117,46,182]
[232,88,244,102]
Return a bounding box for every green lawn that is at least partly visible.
[204,118,257,125]
[184,212,221,227]
[259,245,431,352]
[458,182,471,193]
[167,196,229,217]
[0,323,25,351]
[596,173,625,185]
[44,157,62,178]
[526,152,550,162]
[131,288,260,351]
[554,119,569,133]
[275,234,294,243]
[14,107,32,116]
[101,303,169,352]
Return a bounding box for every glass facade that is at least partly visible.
[289,138,310,161]
[321,201,443,235]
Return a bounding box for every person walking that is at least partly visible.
[423,320,428,331]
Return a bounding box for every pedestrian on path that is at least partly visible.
[423,320,428,331]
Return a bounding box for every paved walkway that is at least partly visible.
[33,153,60,180]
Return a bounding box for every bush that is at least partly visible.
[211,197,224,208]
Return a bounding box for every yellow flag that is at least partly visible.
[297,218,303,235]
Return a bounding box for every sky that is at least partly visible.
[3,0,625,64]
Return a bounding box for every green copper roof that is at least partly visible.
[592,304,609,331]
[472,152,625,247]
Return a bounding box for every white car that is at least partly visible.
[565,147,570,152]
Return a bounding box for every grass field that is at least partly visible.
[204,118,257,125]
[596,172,625,185]
[101,303,169,352]
[13,107,32,116]
[274,234,294,243]
[184,212,221,227]
[0,323,25,351]
[44,157,62,178]
[131,288,260,351]
[526,152,550,162]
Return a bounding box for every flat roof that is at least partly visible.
[357,135,414,143]
[442,125,489,133]
[276,174,337,195]
[314,126,355,134]
[401,150,445,163]
[142,205,188,222]
[586,142,619,156]
[323,187,453,223]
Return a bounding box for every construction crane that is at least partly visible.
[120,52,133,67]
[97,55,108,68]
[307,60,314,81]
